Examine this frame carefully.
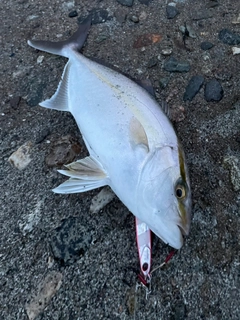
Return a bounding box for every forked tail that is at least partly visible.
[27,16,92,58]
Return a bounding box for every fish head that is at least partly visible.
[136,144,191,249]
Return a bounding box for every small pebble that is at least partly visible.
[8,141,33,170]
[159,77,170,89]
[200,41,214,50]
[35,128,50,144]
[180,24,197,38]
[204,79,223,102]
[232,46,240,55]
[223,156,240,191]
[19,200,42,236]
[68,10,78,18]
[185,24,197,38]
[218,29,240,45]
[139,11,147,20]
[37,55,44,64]
[62,1,74,11]
[161,48,172,56]
[25,272,62,320]
[164,56,190,72]
[129,15,139,23]
[147,57,158,68]
[232,13,240,24]
[183,75,204,101]
[90,187,115,214]
[166,5,179,19]
[179,25,186,34]
[10,96,21,109]
[115,10,127,23]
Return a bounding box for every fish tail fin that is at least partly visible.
[27,16,92,58]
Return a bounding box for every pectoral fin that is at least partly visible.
[129,117,149,152]
[53,156,109,194]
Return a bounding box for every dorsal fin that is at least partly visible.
[161,100,171,119]
[134,79,155,97]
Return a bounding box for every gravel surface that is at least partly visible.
[1,0,240,319]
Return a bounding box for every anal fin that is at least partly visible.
[53,156,109,194]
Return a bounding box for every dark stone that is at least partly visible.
[35,128,50,144]
[204,79,223,102]
[114,10,127,23]
[10,96,21,109]
[138,0,152,4]
[166,5,179,19]
[159,77,170,89]
[147,57,158,68]
[164,56,190,72]
[68,10,78,18]
[207,0,219,8]
[50,217,92,265]
[78,9,112,25]
[200,41,214,50]
[116,0,134,7]
[129,15,139,23]
[185,24,197,38]
[218,29,240,45]
[183,75,204,101]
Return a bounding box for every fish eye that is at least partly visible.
[175,185,186,199]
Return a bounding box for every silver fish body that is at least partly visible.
[28,18,191,249]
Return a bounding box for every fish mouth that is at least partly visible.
[177,215,190,236]
[177,200,191,236]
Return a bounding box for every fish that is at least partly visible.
[28,17,191,249]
